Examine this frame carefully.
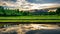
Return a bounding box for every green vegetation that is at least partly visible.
[56,8,60,15]
[0,15,59,22]
[0,6,60,22]
[0,15,59,19]
[0,6,60,16]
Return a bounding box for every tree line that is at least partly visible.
[0,6,60,16]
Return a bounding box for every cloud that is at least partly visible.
[0,0,17,2]
[0,0,60,10]
[26,0,60,4]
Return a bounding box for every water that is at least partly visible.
[0,24,60,34]
[26,29,60,34]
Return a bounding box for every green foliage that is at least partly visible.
[48,12,56,15]
[0,6,5,15]
[22,11,29,16]
[4,9,22,16]
[56,8,60,15]
[0,6,60,16]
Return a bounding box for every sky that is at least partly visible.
[0,0,60,10]
[26,0,60,4]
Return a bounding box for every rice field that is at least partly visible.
[0,15,60,22]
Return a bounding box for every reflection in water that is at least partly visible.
[26,29,60,34]
[0,24,60,34]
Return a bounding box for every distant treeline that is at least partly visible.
[0,6,60,16]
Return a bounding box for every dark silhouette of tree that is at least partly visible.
[23,11,28,16]
[56,8,60,15]
[17,9,19,12]
[0,6,6,15]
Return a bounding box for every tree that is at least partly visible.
[17,9,19,12]
[0,6,6,15]
[56,8,60,15]
[23,11,28,16]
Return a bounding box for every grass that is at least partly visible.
[0,15,60,22]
